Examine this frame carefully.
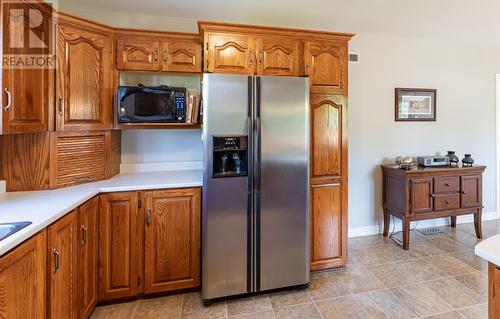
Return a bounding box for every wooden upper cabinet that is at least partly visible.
[78,197,99,319]
[1,2,53,134]
[255,37,300,76]
[48,210,78,319]
[162,40,202,73]
[305,41,348,93]
[116,38,160,71]
[144,188,201,294]
[0,230,46,318]
[99,192,139,301]
[56,23,113,131]
[205,33,255,74]
[310,94,345,178]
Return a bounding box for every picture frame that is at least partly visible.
[395,88,436,122]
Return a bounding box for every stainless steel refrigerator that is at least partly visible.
[201,73,310,303]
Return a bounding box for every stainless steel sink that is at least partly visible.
[0,221,32,241]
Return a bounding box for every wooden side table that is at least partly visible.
[381,165,486,250]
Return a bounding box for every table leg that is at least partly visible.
[403,217,410,250]
[383,208,390,237]
[450,216,457,228]
[474,209,483,239]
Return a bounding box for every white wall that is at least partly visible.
[60,2,500,234]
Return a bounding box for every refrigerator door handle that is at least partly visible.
[254,76,262,292]
[247,76,254,293]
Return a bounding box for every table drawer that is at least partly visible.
[434,177,460,194]
[433,194,460,211]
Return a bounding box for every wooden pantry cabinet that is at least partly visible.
[304,41,348,93]
[115,32,202,73]
[99,188,201,301]
[0,230,47,318]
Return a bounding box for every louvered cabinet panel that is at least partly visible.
[50,132,106,188]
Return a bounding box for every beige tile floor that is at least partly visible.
[91,219,500,319]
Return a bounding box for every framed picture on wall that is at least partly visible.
[395,88,437,121]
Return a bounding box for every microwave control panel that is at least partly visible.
[175,92,185,121]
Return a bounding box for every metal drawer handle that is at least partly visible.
[163,49,167,64]
[444,183,451,187]
[259,50,263,64]
[58,96,63,115]
[444,200,451,205]
[4,88,12,112]
[462,191,468,194]
[145,208,151,226]
[52,249,61,273]
[249,50,253,65]
[153,50,158,64]
[81,225,88,245]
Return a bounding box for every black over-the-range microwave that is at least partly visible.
[117,85,187,123]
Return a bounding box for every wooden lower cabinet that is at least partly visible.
[144,188,201,293]
[490,262,500,319]
[0,230,46,318]
[310,183,346,271]
[48,210,78,319]
[99,192,140,301]
[99,187,201,301]
[78,197,99,318]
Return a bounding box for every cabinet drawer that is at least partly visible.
[433,194,460,211]
[53,134,106,188]
[434,177,459,194]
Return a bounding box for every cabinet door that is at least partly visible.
[0,230,46,318]
[48,211,78,319]
[144,188,201,294]
[2,3,53,133]
[162,40,202,73]
[310,184,345,271]
[205,33,255,74]
[461,175,482,208]
[116,38,160,71]
[78,197,98,319]
[255,37,300,76]
[310,94,346,178]
[410,178,433,214]
[99,192,139,301]
[56,24,112,131]
[304,41,348,93]
[489,263,500,319]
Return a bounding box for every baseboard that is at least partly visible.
[348,211,499,238]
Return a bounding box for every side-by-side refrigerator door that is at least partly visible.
[257,76,310,291]
[202,74,252,300]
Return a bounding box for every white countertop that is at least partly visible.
[0,169,202,256]
[475,234,500,265]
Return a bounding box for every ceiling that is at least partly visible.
[59,0,500,44]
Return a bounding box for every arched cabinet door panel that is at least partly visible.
[255,37,300,76]
[205,34,255,74]
[56,24,113,131]
[310,94,346,178]
[116,38,160,71]
[305,41,348,93]
[162,40,201,73]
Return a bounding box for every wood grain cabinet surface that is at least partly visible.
[205,33,255,74]
[99,192,140,301]
[116,34,202,73]
[56,22,113,131]
[0,230,46,318]
[144,188,201,294]
[78,197,99,319]
[305,41,348,93]
[1,2,54,134]
[255,36,300,76]
[48,210,79,319]
[489,263,500,319]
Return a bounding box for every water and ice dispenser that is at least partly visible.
[212,136,248,178]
